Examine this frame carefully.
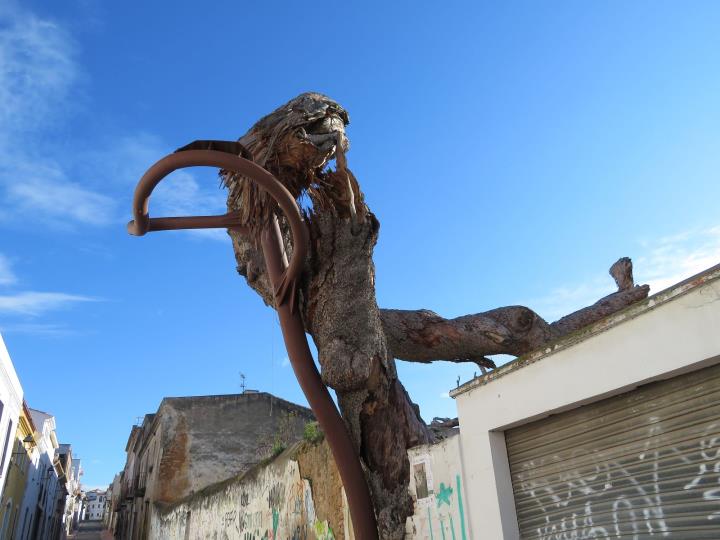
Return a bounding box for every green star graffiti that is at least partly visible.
[436,482,453,507]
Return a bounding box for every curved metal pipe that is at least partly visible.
[128,150,307,306]
[128,148,378,539]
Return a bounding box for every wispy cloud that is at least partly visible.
[0,6,78,137]
[0,5,230,237]
[0,4,112,228]
[530,224,720,321]
[280,356,290,368]
[635,226,720,293]
[0,322,77,337]
[153,169,227,240]
[0,292,97,316]
[5,161,115,226]
[0,254,17,286]
[0,251,96,331]
[531,278,609,322]
[83,133,228,239]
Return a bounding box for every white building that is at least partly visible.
[18,408,63,540]
[450,263,720,539]
[0,333,23,492]
[69,459,84,530]
[85,489,106,520]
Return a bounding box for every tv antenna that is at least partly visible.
[239,372,246,393]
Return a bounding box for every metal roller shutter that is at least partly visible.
[505,362,720,540]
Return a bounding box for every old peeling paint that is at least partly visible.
[150,444,346,540]
[149,434,470,540]
[405,435,469,540]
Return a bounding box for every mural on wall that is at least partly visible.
[406,436,469,540]
[150,434,474,540]
[514,421,720,539]
[151,457,337,540]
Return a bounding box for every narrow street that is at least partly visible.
[69,521,111,540]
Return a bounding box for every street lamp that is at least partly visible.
[128,142,378,540]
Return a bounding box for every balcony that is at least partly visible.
[133,472,146,498]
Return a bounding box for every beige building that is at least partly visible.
[0,401,36,538]
[451,263,720,539]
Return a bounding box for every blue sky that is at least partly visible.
[1,1,718,489]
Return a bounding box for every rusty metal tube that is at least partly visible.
[128,148,379,539]
[145,214,249,234]
[262,217,378,540]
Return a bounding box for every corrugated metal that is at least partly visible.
[506,362,720,540]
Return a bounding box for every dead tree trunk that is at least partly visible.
[222,93,649,539]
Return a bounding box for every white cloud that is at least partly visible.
[280,356,290,368]
[5,161,115,226]
[530,278,609,322]
[635,226,720,293]
[0,6,230,237]
[530,224,720,321]
[0,322,75,336]
[0,291,96,316]
[154,170,226,220]
[83,133,229,239]
[0,254,17,286]
[0,7,77,137]
[0,5,115,228]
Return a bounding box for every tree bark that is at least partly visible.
[222,93,650,539]
[380,282,649,365]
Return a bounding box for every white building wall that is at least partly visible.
[405,435,471,540]
[0,333,23,493]
[15,445,41,540]
[20,410,60,540]
[451,265,720,539]
[85,490,106,520]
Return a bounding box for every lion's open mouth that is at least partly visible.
[293,97,350,163]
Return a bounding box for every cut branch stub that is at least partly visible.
[610,256,635,291]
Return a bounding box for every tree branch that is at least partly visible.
[381,258,649,366]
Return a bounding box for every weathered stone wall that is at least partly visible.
[153,393,314,504]
[149,439,347,540]
[149,433,468,540]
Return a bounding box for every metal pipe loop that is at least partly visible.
[127,149,309,308]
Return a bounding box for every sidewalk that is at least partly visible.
[67,521,112,540]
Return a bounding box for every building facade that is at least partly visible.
[105,473,121,535]
[19,408,65,540]
[66,458,84,533]
[0,401,36,539]
[114,392,314,539]
[0,332,77,540]
[85,489,106,520]
[0,333,24,515]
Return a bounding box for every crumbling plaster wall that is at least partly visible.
[149,433,468,540]
[155,393,314,504]
[150,440,346,540]
[405,434,470,540]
